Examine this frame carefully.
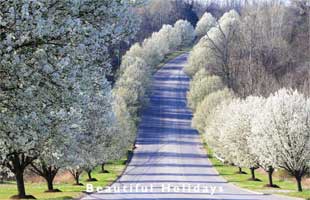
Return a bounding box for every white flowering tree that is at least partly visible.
[0,1,81,197]
[192,88,234,134]
[195,12,216,39]
[220,97,265,179]
[185,10,240,86]
[120,43,144,72]
[100,121,133,173]
[114,58,151,122]
[184,37,210,77]
[141,21,194,67]
[66,71,117,183]
[161,24,183,51]
[174,20,195,46]
[142,35,165,67]
[152,29,171,57]
[205,102,234,163]
[113,94,137,153]
[187,74,225,111]
[29,109,73,192]
[204,10,240,88]
[0,0,139,198]
[250,89,310,191]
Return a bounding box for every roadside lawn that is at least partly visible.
[203,141,310,200]
[0,159,127,200]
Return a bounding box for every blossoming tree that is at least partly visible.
[250,89,310,191]
[0,0,139,198]
[195,12,216,39]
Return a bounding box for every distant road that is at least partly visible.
[83,54,300,200]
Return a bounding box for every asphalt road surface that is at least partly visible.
[83,54,300,200]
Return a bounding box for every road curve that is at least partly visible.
[83,54,300,200]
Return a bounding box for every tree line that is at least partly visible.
[0,1,140,198]
[185,1,309,192]
[114,19,195,149]
[186,0,310,97]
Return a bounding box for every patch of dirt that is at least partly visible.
[54,171,75,184]
[25,171,74,184]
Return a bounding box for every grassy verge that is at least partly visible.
[202,141,310,199]
[0,159,127,200]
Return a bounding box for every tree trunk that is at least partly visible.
[87,170,92,180]
[237,167,246,174]
[15,169,26,198]
[46,178,54,191]
[69,169,81,185]
[68,169,83,186]
[268,166,274,186]
[295,175,303,192]
[31,163,59,192]
[75,177,80,185]
[101,164,105,173]
[74,171,80,185]
[7,153,35,198]
[250,167,256,180]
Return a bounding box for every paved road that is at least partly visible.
[83,54,300,200]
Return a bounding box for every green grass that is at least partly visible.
[202,141,310,199]
[0,159,127,200]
